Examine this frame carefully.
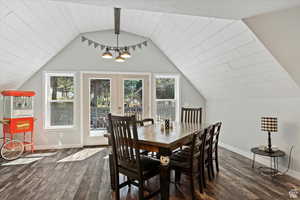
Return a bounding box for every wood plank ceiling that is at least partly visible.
[1,0,299,99]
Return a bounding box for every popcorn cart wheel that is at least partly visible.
[0,137,24,160]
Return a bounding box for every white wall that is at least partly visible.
[207,98,300,178]
[244,6,300,87]
[17,30,205,149]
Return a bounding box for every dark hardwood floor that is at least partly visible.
[0,147,299,200]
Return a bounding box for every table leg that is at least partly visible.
[252,153,256,168]
[159,148,171,200]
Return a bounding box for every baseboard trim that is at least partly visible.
[219,142,300,180]
[35,144,83,150]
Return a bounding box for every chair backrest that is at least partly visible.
[107,113,141,172]
[204,125,214,156]
[212,122,222,149]
[181,107,202,124]
[189,128,207,172]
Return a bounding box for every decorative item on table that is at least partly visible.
[1,90,36,152]
[165,119,170,129]
[160,120,164,131]
[261,117,278,153]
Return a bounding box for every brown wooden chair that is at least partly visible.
[170,128,207,197]
[209,122,222,178]
[181,107,202,124]
[107,114,160,200]
[180,107,202,149]
[203,125,215,184]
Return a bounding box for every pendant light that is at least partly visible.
[121,47,131,58]
[102,47,112,59]
[115,52,125,62]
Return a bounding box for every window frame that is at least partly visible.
[45,72,76,130]
[154,74,180,122]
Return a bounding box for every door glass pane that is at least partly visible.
[90,79,110,136]
[124,80,143,120]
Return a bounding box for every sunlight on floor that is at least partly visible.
[1,152,57,166]
[25,152,57,158]
[2,157,42,166]
[57,148,104,163]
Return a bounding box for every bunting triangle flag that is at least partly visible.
[88,40,93,46]
[94,42,99,48]
[81,36,87,42]
[138,44,142,49]
[143,41,147,46]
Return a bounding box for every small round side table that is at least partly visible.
[251,147,285,176]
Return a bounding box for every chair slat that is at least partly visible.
[181,107,202,124]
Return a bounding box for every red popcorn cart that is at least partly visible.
[1,90,36,152]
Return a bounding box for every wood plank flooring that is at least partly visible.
[0,147,299,200]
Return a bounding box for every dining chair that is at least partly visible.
[170,128,207,197]
[203,125,215,184]
[179,107,202,150]
[209,122,222,178]
[181,107,202,124]
[107,114,161,200]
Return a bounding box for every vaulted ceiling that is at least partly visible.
[54,0,300,19]
[1,0,299,99]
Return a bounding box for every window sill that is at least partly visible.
[44,125,76,130]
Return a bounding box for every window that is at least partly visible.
[45,73,75,129]
[155,76,179,121]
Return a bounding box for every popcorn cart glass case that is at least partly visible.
[1,90,35,153]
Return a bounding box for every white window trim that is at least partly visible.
[44,72,76,130]
[154,74,180,122]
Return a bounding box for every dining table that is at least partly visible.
[106,122,204,200]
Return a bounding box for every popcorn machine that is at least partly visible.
[1,90,36,152]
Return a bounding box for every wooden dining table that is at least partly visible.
[106,122,204,200]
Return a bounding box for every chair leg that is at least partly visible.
[202,165,206,188]
[138,181,144,200]
[109,154,116,190]
[175,170,182,184]
[215,150,219,172]
[198,169,204,193]
[190,175,196,200]
[207,163,212,181]
[114,170,120,200]
[210,158,215,179]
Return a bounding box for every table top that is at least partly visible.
[137,122,207,150]
[251,147,285,157]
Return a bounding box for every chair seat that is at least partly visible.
[170,148,191,170]
[140,155,160,171]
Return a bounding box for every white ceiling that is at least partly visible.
[52,0,300,19]
[0,0,299,99]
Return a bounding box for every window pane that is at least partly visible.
[156,101,176,121]
[156,78,175,99]
[90,79,110,136]
[50,76,74,100]
[50,102,73,126]
[124,80,143,120]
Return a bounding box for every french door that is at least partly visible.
[82,73,150,146]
